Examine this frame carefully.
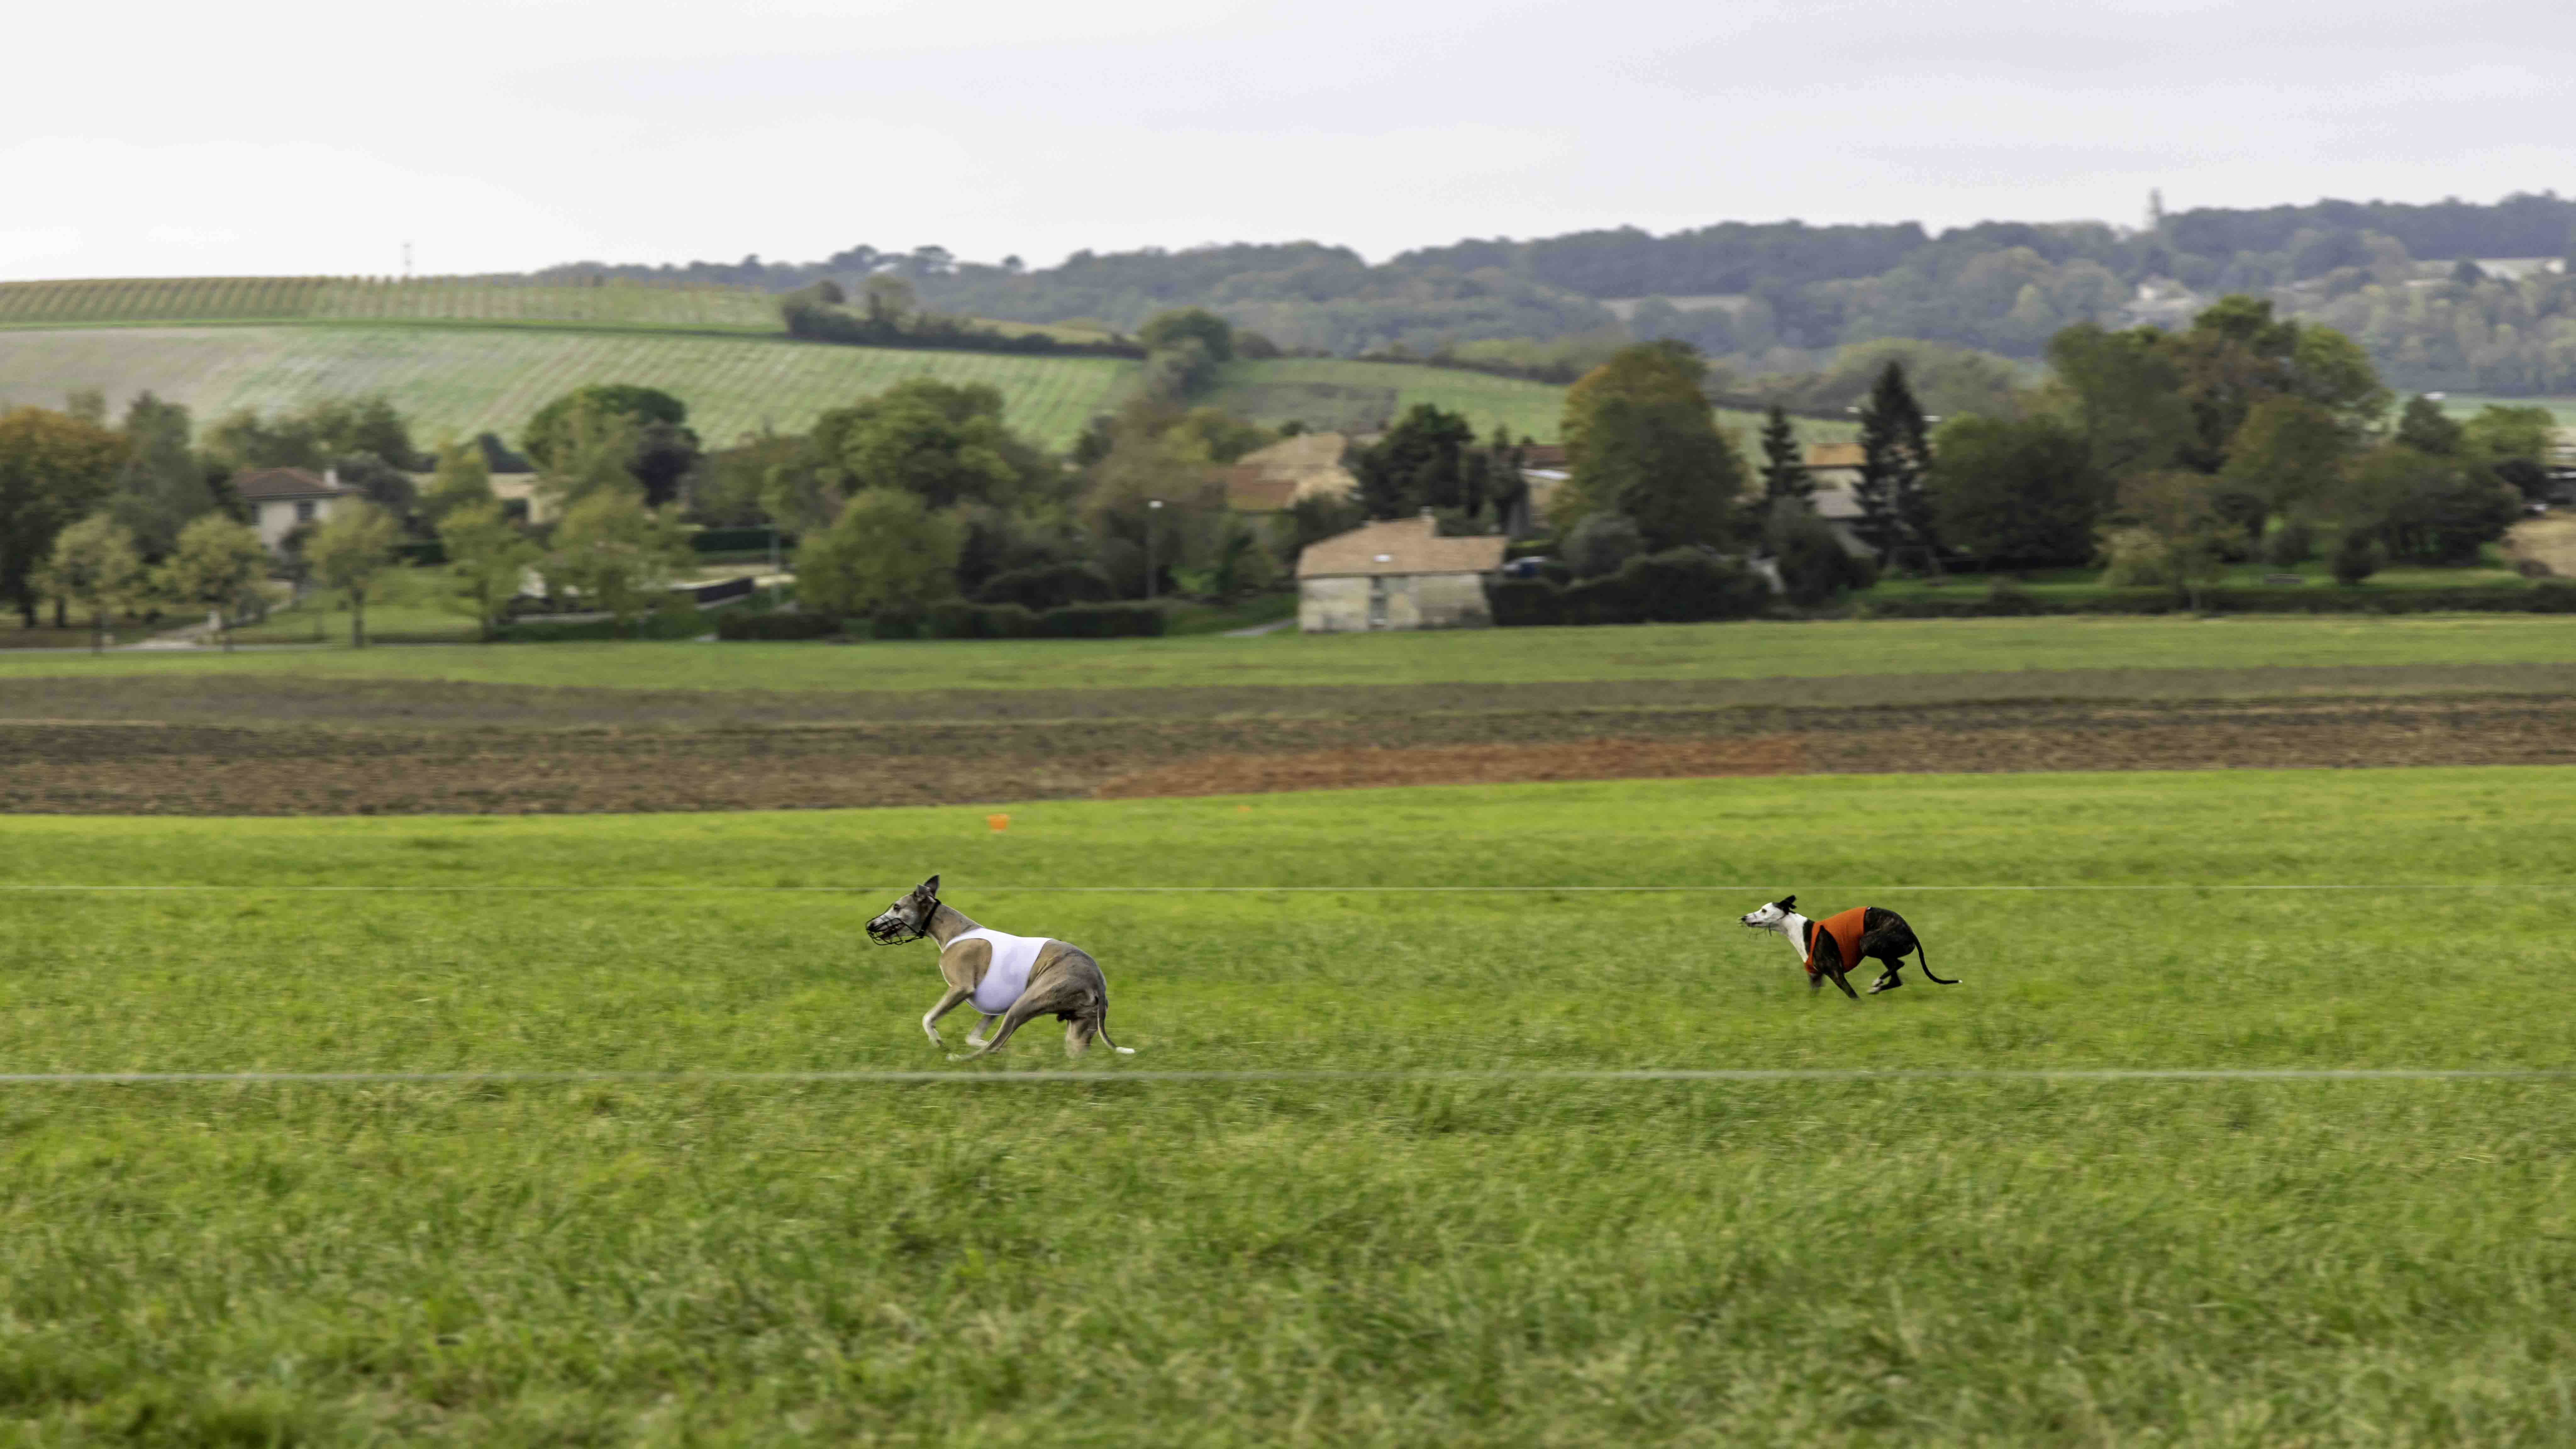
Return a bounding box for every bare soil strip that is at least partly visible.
[13,662,2576,731]
[7,695,2573,815]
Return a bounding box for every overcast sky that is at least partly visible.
[4,0,2568,281]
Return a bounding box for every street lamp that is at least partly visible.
[1146,498,1163,602]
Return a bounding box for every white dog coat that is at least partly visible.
[951,928,1049,1013]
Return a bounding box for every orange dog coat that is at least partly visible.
[1803,907,1870,978]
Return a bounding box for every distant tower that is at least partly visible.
[2146,189,2165,233]
[402,241,413,278]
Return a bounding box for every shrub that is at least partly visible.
[1765,502,1875,607]
[922,601,1048,639]
[1036,602,1166,637]
[1982,576,2042,615]
[980,602,1041,637]
[975,561,1117,611]
[1563,512,1645,579]
[716,610,841,641]
[1486,577,1563,627]
[2263,519,2315,567]
[2331,530,2387,585]
[869,604,924,639]
[1542,549,1768,625]
[1616,548,1769,622]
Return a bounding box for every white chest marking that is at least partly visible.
[952,929,1050,1013]
[1778,914,1815,966]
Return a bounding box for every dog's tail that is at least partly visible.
[1916,941,1958,986]
[1093,1012,1137,1056]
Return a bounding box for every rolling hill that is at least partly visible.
[0,324,1135,449]
[0,277,1873,450]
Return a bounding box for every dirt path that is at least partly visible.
[9,695,2573,815]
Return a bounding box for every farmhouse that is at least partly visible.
[1219,431,1357,513]
[235,467,364,554]
[1800,442,1880,560]
[1296,513,1507,633]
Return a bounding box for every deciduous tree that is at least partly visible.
[546,488,690,637]
[110,393,217,559]
[419,438,497,525]
[157,512,267,651]
[35,513,144,652]
[438,501,539,641]
[1925,414,2102,569]
[795,487,964,620]
[307,498,401,647]
[1557,341,1747,550]
[0,404,126,626]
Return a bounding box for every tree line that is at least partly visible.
[507,191,2576,393]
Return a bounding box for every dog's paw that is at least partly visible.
[1113,1046,1136,1055]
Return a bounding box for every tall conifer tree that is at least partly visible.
[1757,404,1811,506]
[1855,362,1939,572]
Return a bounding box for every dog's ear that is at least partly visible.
[919,874,940,897]
[1777,895,1795,911]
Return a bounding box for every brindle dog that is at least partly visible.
[867,875,1134,1059]
[1737,896,1959,998]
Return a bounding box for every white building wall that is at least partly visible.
[254,496,345,553]
[1299,574,1494,633]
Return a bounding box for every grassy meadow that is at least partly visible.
[5,612,2572,692]
[3,769,2574,1443]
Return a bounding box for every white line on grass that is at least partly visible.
[0,1069,2568,1085]
[0,885,2534,894]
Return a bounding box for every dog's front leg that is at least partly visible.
[921,985,972,1047]
[966,1013,1002,1047]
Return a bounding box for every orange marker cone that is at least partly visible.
[987,813,1010,832]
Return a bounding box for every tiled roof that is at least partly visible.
[1805,442,1865,470]
[1297,515,1508,579]
[233,467,359,502]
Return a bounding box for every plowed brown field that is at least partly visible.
[7,692,2573,815]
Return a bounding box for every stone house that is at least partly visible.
[1296,514,1507,633]
[1799,442,1879,560]
[236,467,365,554]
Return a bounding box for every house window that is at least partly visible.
[295,500,316,522]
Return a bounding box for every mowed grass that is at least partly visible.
[0,325,1136,450]
[5,612,2571,692]
[3,769,2576,1443]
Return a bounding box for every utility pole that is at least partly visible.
[1145,498,1163,602]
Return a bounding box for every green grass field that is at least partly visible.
[0,325,1138,451]
[8,613,2571,691]
[3,768,2573,1442]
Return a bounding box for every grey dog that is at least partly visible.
[867,875,1135,1059]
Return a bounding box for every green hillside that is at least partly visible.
[1207,356,1847,445]
[0,275,781,332]
[0,325,1136,449]
[0,276,1873,450]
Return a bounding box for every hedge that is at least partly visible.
[1862,581,2576,618]
[716,610,842,641]
[1491,549,1769,627]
